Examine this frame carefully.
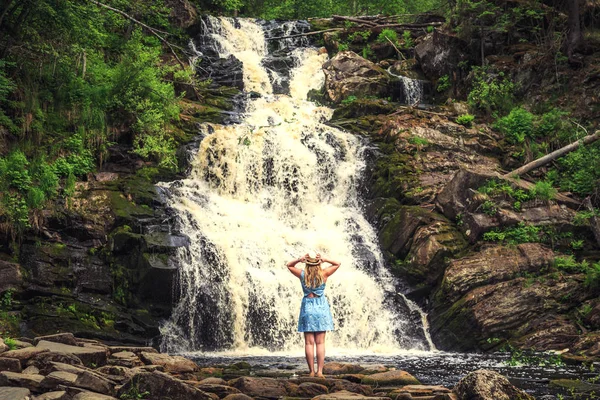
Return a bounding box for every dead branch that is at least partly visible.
[376,22,443,29]
[503,130,600,178]
[266,28,343,41]
[385,36,405,60]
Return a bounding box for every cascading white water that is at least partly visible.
[160,17,431,354]
[388,68,426,106]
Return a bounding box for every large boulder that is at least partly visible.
[454,369,534,400]
[360,370,420,386]
[323,362,364,375]
[229,376,289,399]
[435,243,555,303]
[430,272,589,351]
[322,51,392,103]
[414,31,469,80]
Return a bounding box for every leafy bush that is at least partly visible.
[483,223,541,244]
[456,113,475,127]
[341,95,358,105]
[467,67,515,115]
[529,180,557,201]
[437,75,451,92]
[493,107,534,144]
[534,108,571,140]
[376,29,398,44]
[557,143,600,196]
[402,30,414,48]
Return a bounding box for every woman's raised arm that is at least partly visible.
[286,255,306,279]
[321,256,341,278]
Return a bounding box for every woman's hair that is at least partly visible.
[304,264,324,288]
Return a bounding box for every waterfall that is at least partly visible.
[388,68,427,106]
[160,17,431,354]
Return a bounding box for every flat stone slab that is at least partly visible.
[139,352,198,373]
[2,348,49,367]
[313,390,391,399]
[72,392,118,400]
[34,391,67,399]
[33,333,78,347]
[323,362,365,375]
[0,386,31,400]
[361,370,420,386]
[36,341,107,368]
[0,371,44,392]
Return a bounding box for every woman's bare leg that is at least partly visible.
[315,331,326,377]
[304,332,315,376]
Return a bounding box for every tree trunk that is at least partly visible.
[502,130,600,178]
[565,0,583,64]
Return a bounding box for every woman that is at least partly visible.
[286,252,341,377]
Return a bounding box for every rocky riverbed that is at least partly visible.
[0,332,567,400]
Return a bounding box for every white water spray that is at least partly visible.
[160,17,430,354]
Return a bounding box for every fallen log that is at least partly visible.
[332,15,377,26]
[502,130,600,178]
[266,28,343,41]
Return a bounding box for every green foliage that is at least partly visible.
[341,95,358,105]
[437,75,451,92]
[483,223,541,244]
[467,67,515,115]
[347,30,371,42]
[408,136,429,147]
[501,343,564,367]
[493,107,534,144]
[376,29,399,45]
[530,180,557,201]
[402,30,414,48]
[574,209,600,226]
[557,143,600,196]
[481,200,497,216]
[456,113,475,127]
[3,338,17,351]
[1,290,13,308]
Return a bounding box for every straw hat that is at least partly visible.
[305,251,321,266]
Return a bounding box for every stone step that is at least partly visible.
[0,386,31,400]
[35,341,107,368]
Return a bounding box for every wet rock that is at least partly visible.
[198,55,244,90]
[454,369,535,400]
[361,365,387,374]
[0,387,31,400]
[222,394,253,400]
[0,260,22,293]
[0,358,21,373]
[550,378,600,394]
[138,352,198,373]
[33,333,78,347]
[107,346,157,355]
[195,383,242,397]
[0,371,45,392]
[414,31,469,80]
[229,376,288,399]
[323,51,392,103]
[361,370,420,386]
[117,371,213,400]
[323,362,364,375]
[35,342,106,368]
[200,377,227,385]
[295,381,328,397]
[328,380,373,396]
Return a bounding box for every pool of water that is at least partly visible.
[184,350,598,398]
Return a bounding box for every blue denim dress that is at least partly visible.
[297,271,335,332]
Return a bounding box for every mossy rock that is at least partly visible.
[332,99,396,120]
[108,191,154,225]
[110,227,144,255]
[550,379,600,394]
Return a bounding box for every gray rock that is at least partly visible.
[28,352,83,375]
[0,386,31,400]
[0,260,22,293]
[33,391,67,400]
[41,371,79,389]
[35,341,106,368]
[72,392,118,400]
[322,51,392,104]
[138,352,198,373]
[0,357,22,373]
[229,376,289,399]
[1,348,49,368]
[414,31,469,80]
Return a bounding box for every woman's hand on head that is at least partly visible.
[300,254,307,262]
